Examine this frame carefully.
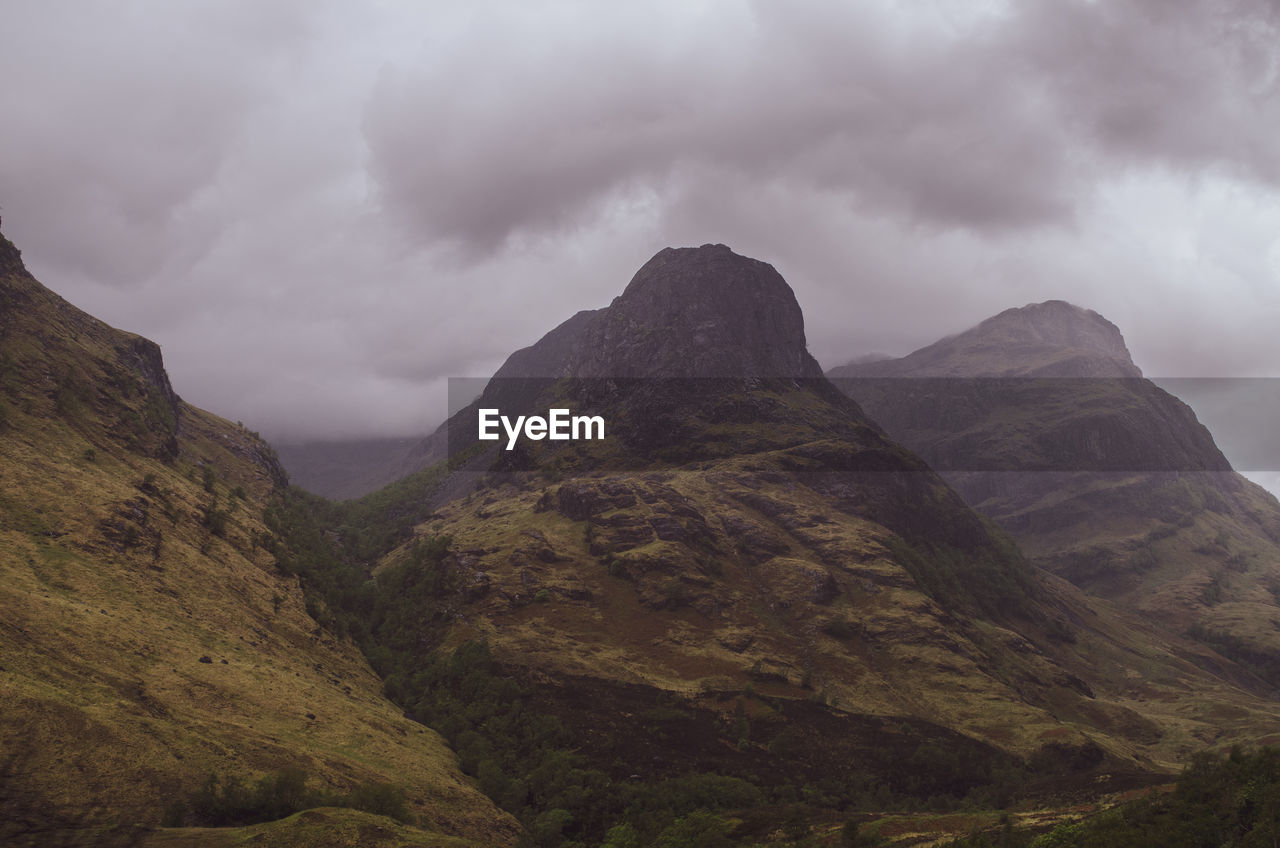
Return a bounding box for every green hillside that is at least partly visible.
[0,232,517,847]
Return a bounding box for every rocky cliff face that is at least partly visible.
[491,308,602,379]
[399,245,838,491]
[569,244,823,379]
[0,234,189,463]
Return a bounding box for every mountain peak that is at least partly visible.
[832,299,1141,378]
[572,244,823,378]
[975,300,1137,369]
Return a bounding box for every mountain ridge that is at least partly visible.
[831,299,1142,379]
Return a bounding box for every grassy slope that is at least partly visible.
[391,442,1280,778]
[965,470,1280,673]
[0,234,517,846]
[140,807,480,848]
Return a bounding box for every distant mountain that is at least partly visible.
[828,300,1229,475]
[834,300,1141,379]
[830,300,1280,689]
[275,435,421,500]
[0,231,515,846]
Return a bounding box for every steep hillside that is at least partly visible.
[0,232,517,846]
[829,300,1280,690]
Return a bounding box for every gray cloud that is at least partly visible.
[2,0,1280,463]
[361,1,1079,250]
[0,2,321,286]
[1008,0,1280,178]
[362,0,1280,256]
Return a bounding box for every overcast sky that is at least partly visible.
[3,1,1280,476]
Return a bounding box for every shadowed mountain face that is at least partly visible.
[0,232,516,846]
[441,246,1018,556]
[830,301,1280,690]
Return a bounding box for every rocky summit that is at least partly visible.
[569,244,825,379]
[402,244,833,484]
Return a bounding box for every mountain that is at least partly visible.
[275,436,422,501]
[829,300,1280,689]
[839,300,1142,379]
[311,246,1280,844]
[17,223,1280,845]
[0,231,517,846]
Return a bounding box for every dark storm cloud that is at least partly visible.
[361,2,1075,252]
[361,0,1279,256]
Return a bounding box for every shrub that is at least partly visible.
[202,500,229,537]
[181,767,411,827]
[343,781,408,823]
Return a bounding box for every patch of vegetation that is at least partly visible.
[53,368,89,420]
[1187,624,1280,689]
[820,618,858,639]
[167,766,408,828]
[333,465,452,564]
[945,747,1280,847]
[885,533,1037,621]
[202,497,230,537]
[383,637,782,845]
